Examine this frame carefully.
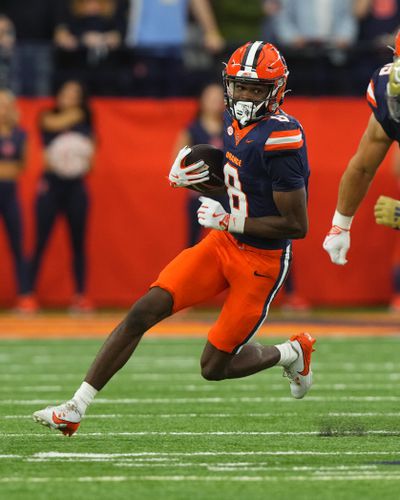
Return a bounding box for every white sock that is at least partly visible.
[72,381,98,415]
[275,341,298,367]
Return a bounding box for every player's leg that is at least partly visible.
[200,238,315,397]
[84,287,173,390]
[200,340,280,380]
[33,231,228,435]
[33,286,174,435]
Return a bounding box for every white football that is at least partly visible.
[47,132,94,179]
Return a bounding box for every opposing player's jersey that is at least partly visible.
[223,109,310,250]
[366,63,400,142]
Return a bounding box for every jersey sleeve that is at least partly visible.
[263,125,304,154]
[365,66,397,140]
[266,153,306,192]
[262,116,308,192]
[366,75,378,112]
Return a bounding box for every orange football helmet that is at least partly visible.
[223,41,289,126]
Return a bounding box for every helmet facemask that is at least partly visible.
[224,73,285,127]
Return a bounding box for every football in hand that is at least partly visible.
[183,144,225,193]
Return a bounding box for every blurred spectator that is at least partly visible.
[54,0,128,94]
[212,1,262,44]
[354,0,400,91]
[276,0,357,48]
[28,81,95,313]
[275,0,358,94]
[261,0,281,44]
[126,0,224,96]
[0,90,31,312]
[174,83,224,247]
[355,0,400,46]
[0,15,15,90]
[54,0,126,53]
[1,0,61,96]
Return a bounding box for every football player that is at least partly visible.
[323,33,400,263]
[33,42,315,436]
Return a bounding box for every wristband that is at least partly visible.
[332,210,353,230]
[228,213,245,234]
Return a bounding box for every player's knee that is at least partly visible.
[125,288,173,335]
[200,363,225,381]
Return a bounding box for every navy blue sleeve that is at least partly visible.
[266,152,306,192]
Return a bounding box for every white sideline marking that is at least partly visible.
[0,455,21,458]
[3,395,400,405]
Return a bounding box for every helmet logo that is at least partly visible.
[227,126,234,136]
[237,69,258,79]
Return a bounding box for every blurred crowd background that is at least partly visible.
[1,0,399,97]
[1,0,400,314]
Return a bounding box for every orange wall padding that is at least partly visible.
[0,97,398,307]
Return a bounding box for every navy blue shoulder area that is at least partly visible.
[366,63,399,140]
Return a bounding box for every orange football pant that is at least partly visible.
[151,230,292,353]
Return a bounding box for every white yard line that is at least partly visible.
[2,430,400,438]
[2,395,400,405]
[5,411,400,419]
[30,451,400,458]
[0,372,399,381]
[1,475,400,483]
[2,383,399,393]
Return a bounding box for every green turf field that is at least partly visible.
[1,336,400,499]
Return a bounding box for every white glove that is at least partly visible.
[168,146,209,188]
[323,226,350,265]
[197,196,245,233]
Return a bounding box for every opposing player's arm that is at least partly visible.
[323,113,393,265]
[336,113,393,216]
[244,188,308,239]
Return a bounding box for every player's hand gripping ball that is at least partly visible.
[169,144,225,193]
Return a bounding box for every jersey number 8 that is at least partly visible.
[224,163,248,216]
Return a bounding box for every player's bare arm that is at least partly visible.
[323,115,392,265]
[244,187,308,239]
[336,113,392,217]
[324,56,400,264]
[197,187,307,239]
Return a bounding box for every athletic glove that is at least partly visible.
[168,146,209,188]
[322,210,353,265]
[197,196,245,233]
[374,195,400,229]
